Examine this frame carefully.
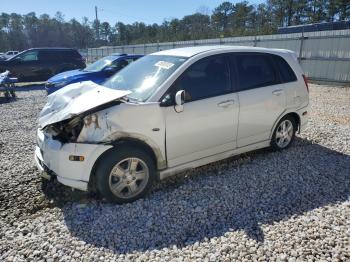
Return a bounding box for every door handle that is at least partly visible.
[217,99,234,108]
[272,89,283,96]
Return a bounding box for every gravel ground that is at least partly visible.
[0,84,349,261]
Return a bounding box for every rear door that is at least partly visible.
[37,50,57,80]
[163,54,239,167]
[231,53,287,147]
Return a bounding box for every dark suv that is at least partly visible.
[0,48,85,82]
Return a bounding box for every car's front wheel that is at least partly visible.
[96,146,156,203]
[271,116,297,150]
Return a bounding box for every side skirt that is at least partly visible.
[159,140,270,180]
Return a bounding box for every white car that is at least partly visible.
[35,46,309,203]
[3,51,19,60]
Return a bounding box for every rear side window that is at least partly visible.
[234,54,278,91]
[273,55,297,83]
[58,50,82,61]
[175,54,230,101]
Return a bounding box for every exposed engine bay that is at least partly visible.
[38,81,131,143]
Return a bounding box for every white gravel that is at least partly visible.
[0,84,349,261]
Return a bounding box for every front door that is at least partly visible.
[162,54,239,167]
[11,50,40,81]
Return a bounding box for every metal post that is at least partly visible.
[253,35,258,47]
[95,6,99,40]
[298,31,305,63]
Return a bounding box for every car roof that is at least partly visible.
[108,54,143,59]
[27,48,78,51]
[110,53,143,57]
[152,45,293,58]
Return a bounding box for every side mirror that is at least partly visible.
[174,90,185,113]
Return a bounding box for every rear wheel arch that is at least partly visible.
[284,112,300,132]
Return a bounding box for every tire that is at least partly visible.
[95,146,156,204]
[271,115,297,150]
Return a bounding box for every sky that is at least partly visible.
[1,0,264,25]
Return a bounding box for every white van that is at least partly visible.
[35,46,309,203]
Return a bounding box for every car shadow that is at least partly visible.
[0,96,16,104]
[42,137,350,254]
[14,84,46,92]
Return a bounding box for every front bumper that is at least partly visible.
[35,129,113,191]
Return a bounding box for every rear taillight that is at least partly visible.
[302,74,309,93]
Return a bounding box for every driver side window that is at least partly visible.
[173,54,231,102]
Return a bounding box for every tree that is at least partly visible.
[337,0,350,20]
[181,13,213,40]
[0,1,349,52]
[307,0,327,23]
[100,22,112,41]
[212,2,234,36]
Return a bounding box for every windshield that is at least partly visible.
[103,55,187,102]
[84,56,117,72]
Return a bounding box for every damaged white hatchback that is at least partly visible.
[35,46,309,203]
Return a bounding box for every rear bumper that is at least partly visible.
[297,105,309,132]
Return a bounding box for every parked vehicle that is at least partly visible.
[45,54,142,94]
[35,46,309,203]
[0,53,5,61]
[0,71,17,100]
[0,48,85,82]
[2,51,19,60]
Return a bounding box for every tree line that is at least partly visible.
[1,0,349,51]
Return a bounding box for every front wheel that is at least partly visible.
[96,147,156,203]
[271,116,296,150]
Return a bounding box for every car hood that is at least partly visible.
[48,69,93,82]
[38,81,131,128]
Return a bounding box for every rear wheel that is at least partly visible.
[271,116,296,150]
[96,147,156,203]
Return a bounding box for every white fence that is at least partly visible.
[88,29,350,84]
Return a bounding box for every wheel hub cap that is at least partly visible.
[275,119,293,148]
[108,157,149,199]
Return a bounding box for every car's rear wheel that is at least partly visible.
[271,116,296,150]
[96,147,156,203]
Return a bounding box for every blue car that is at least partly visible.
[45,54,143,94]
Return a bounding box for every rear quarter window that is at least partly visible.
[58,50,81,61]
[273,55,297,83]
